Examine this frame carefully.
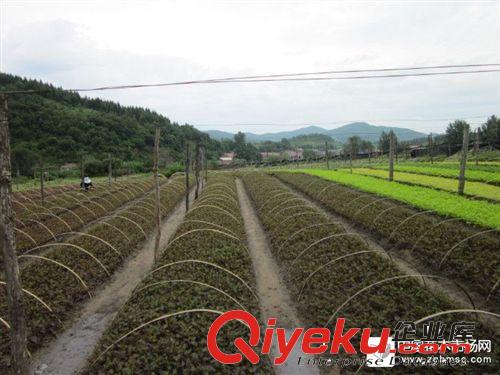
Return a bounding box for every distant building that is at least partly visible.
[219,152,236,165]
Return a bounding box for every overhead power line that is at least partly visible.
[3,64,500,94]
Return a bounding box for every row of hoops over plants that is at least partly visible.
[0,175,189,372]
[241,172,499,371]
[273,172,499,304]
[10,177,157,256]
[86,174,273,373]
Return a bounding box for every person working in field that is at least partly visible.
[81,176,93,191]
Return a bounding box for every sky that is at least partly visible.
[1,0,499,135]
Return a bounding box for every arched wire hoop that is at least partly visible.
[409,218,462,254]
[49,206,85,225]
[165,229,247,254]
[0,281,61,324]
[24,243,110,276]
[111,215,147,238]
[372,205,401,225]
[297,250,393,301]
[180,220,240,238]
[36,212,72,232]
[287,232,371,271]
[134,279,249,309]
[73,203,98,218]
[353,197,392,219]
[487,280,499,302]
[193,197,239,215]
[271,211,327,237]
[259,192,295,212]
[196,192,239,207]
[99,221,131,243]
[438,229,499,269]
[324,274,477,328]
[188,205,242,225]
[267,197,309,216]
[91,309,227,365]
[150,259,258,301]
[13,227,38,246]
[277,222,341,255]
[388,210,434,242]
[26,219,56,241]
[271,204,315,220]
[18,254,92,298]
[55,232,122,258]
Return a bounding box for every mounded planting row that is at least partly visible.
[243,172,499,372]
[275,172,500,304]
[86,174,273,373]
[0,175,189,372]
[11,177,156,254]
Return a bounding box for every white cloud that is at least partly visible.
[1,0,499,134]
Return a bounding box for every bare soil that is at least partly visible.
[236,179,320,375]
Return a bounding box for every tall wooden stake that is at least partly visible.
[388,131,395,181]
[325,141,329,169]
[185,143,190,211]
[428,134,434,164]
[153,126,161,261]
[39,162,45,205]
[458,125,469,195]
[475,128,480,166]
[108,153,112,186]
[194,145,200,199]
[0,93,29,374]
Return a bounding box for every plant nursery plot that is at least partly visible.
[369,164,500,184]
[0,176,189,372]
[351,168,500,201]
[243,172,499,372]
[86,174,273,373]
[294,169,500,229]
[275,172,500,303]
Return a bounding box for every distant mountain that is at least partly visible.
[204,122,426,143]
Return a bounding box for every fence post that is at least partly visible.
[388,131,395,181]
[428,134,434,164]
[39,162,45,205]
[194,145,200,199]
[0,93,29,374]
[325,141,329,169]
[153,126,161,261]
[185,143,190,211]
[475,128,480,166]
[108,153,112,186]
[458,125,469,195]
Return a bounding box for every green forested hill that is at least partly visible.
[0,73,221,175]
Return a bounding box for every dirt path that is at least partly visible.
[30,188,195,375]
[280,179,498,329]
[236,179,319,375]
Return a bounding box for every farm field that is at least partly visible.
[292,169,500,229]
[349,167,500,201]
[0,175,190,372]
[242,172,499,371]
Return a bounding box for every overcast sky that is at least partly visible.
[1,0,499,134]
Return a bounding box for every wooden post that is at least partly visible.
[458,125,469,195]
[325,141,329,169]
[388,131,395,181]
[194,145,200,199]
[153,126,161,261]
[475,128,480,166]
[0,93,29,374]
[349,149,353,174]
[185,143,190,211]
[39,162,45,205]
[428,134,434,164]
[108,153,112,186]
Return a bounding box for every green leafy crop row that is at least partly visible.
[351,168,500,201]
[293,169,500,229]
[0,176,189,372]
[243,172,499,372]
[87,174,273,373]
